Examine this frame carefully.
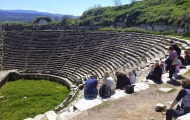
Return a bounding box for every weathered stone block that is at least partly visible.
[155,103,166,112]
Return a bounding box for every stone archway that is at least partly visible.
[34,17,52,24]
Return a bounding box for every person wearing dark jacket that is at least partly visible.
[146,63,162,83]
[170,41,185,65]
[153,63,162,83]
[115,71,131,90]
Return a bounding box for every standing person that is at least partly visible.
[169,41,185,65]
[103,71,116,93]
[166,79,190,120]
[115,71,131,90]
[167,46,178,83]
[169,41,181,56]
[84,74,98,98]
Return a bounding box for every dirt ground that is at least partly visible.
[72,74,190,120]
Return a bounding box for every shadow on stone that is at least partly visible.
[99,92,116,99]
[154,80,163,84]
[167,80,181,86]
[175,75,186,80]
[84,97,97,100]
[150,80,163,84]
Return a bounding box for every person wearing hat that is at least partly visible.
[84,74,98,98]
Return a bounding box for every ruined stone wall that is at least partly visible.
[134,24,184,33]
[0,31,2,70]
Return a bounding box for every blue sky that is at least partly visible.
[0,0,131,16]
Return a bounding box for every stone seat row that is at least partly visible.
[3,32,184,83]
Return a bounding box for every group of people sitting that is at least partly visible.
[84,70,137,99]
[146,40,190,83]
[82,40,190,120]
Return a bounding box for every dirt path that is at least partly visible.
[72,78,188,120]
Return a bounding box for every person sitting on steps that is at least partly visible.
[115,71,131,90]
[160,62,165,74]
[132,69,137,77]
[146,63,162,83]
[128,71,136,84]
[84,74,98,99]
[146,65,155,80]
[184,48,190,65]
[103,71,116,93]
[166,79,190,120]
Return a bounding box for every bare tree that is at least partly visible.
[113,0,122,6]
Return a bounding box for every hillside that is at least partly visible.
[77,0,190,27]
[0,9,78,24]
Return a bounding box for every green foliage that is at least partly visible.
[0,79,69,120]
[78,0,190,27]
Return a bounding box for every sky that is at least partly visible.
[0,0,131,16]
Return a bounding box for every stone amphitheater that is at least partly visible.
[1,29,190,120]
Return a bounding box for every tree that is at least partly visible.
[53,17,60,22]
[113,0,122,6]
[60,15,73,25]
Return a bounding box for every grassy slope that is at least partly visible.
[0,79,69,120]
[78,0,190,26]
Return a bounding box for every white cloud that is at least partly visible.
[37,10,55,14]
[38,10,46,12]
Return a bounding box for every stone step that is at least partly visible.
[45,111,58,120]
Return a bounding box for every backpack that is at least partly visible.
[125,85,135,94]
[99,84,111,98]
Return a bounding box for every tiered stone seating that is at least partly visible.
[0,38,2,69]
[3,31,185,84]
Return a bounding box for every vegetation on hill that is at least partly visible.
[0,79,69,120]
[2,0,190,32]
[76,0,190,27]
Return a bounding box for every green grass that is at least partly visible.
[157,88,177,94]
[0,79,70,120]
